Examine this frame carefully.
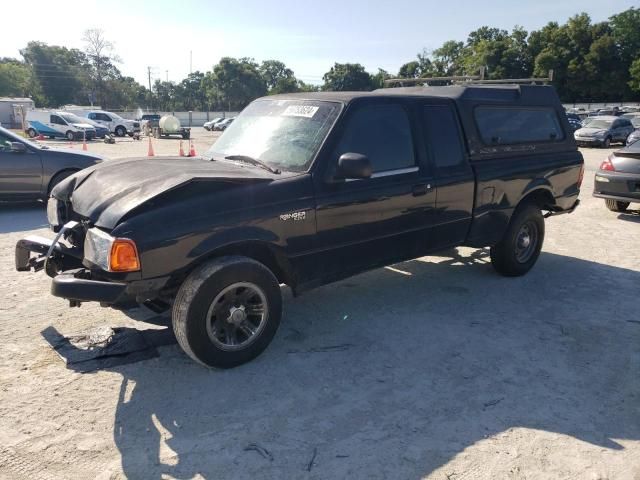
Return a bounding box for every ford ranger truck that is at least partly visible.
[16,85,584,368]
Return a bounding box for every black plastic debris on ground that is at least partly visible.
[41,325,176,373]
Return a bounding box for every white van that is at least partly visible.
[81,110,140,137]
[26,110,97,140]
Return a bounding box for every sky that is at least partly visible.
[1,0,633,86]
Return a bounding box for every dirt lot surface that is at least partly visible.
[0,141,639,480]
[23,127,221,160]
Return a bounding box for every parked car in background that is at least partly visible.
[621,112,640,127]
[593,141,640,212]
[80,116,110,138]
[566,113,583,131]
[213,117,234,131]
[574,116,634,147]
[204,117,225,131]
[0,126,102,201]
[26,110,97,141]
[626,129,640,146]
[81,110,140,137]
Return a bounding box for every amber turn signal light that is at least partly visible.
[110,239,140,272]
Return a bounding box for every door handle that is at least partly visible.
[412,183,432,196]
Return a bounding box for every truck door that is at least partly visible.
[422,103,475,248]
[312,99,437,281]
[0,131,43,199]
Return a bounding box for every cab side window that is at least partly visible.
[423,105,465,170]
[98,113,112,121]
[335,103,415,173]
[50,115,66,125]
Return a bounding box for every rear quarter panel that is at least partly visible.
[466,150,583,247]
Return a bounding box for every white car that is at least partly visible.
[204,117,225,131]
[83,110,140,137]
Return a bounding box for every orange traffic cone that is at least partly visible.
[179,140,185,156]
[189,139,196,157]
[82,133,88,151]
[147,136,155,157]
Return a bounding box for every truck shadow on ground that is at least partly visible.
[0,202,47,234]
[64,249,640,478]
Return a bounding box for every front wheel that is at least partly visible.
[490,203,545,277]
[605,199,630,212]
[602,137,611,148]
[66,131,75,141]
[115,126,126,137]
[172,256,282,368]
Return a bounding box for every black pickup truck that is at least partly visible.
[15,85,583,368]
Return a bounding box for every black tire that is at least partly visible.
[605,199,630,212]
[47,170,77,197]
[172,256,282,368]
[27,128,37,138]
[602,137,611,148]
[66,131,75,141]
[115,126,126,137]
[490,203,545,277]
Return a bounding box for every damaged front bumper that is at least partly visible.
[15,223,169,309]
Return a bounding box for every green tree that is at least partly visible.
[629,58,640,93]
[322,63,373,91]
[82,29,121,109]
[0,60,40,100]
[213,57,267,110]
[260,60,299,94]
[20,41,88,107]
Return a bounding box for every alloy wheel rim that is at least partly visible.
[205,282,268,351]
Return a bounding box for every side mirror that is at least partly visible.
[10,142,27,153]
[335,153,372,180]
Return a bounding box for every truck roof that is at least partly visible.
[266,84,561,106]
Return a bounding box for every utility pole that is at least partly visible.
[166,70,168,82]
[190,51,192,74]
[147,66,152,91]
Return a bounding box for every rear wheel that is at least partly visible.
[65,131,75,141]
[605,199,630,212]
[172,256,282,368]
[27,128,37,138]
[490,203,545,277]
[115,126,126,137]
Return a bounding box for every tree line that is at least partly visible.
[1,7,639,111]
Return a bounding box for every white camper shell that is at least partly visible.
[26,110,97,140]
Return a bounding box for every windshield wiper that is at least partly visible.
[224,155,281,174]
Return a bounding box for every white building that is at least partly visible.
[0,97,34,129]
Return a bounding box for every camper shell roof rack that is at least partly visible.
[384,69,554,88]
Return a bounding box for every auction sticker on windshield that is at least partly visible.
[282,105,319,118]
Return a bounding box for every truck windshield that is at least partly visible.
[205,99,342,172]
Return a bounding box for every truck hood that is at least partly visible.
[53,156,275,229]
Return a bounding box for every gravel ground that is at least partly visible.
[27,127,220,159]
[0,144,639,480]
